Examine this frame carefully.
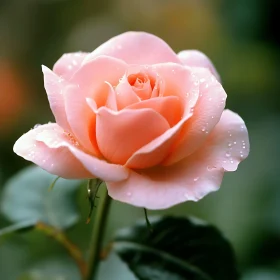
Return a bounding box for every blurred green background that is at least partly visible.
[0,0,280,279]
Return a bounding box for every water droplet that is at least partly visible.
[205,83,209,89]
[190,108,194,113]
[233,141,237,145]
[194,80,199,86]
[211,116,214,119]
[201,127,206,132]
[193,177,199,182]
[240,154,244,158]
[200,78,205,83]
[42,159,46,163]
[230,160,234,164]
[34,124,41,128]
[226,152,231,157]
[242,146,246,149]
[228,143,232,147]
[72,60,77,66]
[127,192,132,197]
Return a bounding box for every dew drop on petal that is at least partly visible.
[127,192,132,197]
[193,177,199,182]
[226,152,231,157]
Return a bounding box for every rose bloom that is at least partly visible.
[14,32,249,209]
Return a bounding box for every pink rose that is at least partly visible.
[14,32,249,209]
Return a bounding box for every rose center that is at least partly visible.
[127,73,147,89]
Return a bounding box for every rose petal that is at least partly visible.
[178,50,220,81]
[64,56,127,154]
[95,107,170,165]
[150,63,200,116]
[206,109,250,171]
[163,68,227,165]
[115,78,141,110]
[126,96,183,127]
[107,154,224,210]
[83,32,182,65]
[42,66,71,131]
[125,111,192,169]
[13,123,129,181]
[107,109,249,209]
[105,82,118,110]
[53,52,88,80]
[13,123,91,179]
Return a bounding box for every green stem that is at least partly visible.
[85,183,112,280]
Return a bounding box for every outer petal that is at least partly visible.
[164,68,226,165]
[95,107,170,165]
[13,123,129,181]
[206,109,250,171]
[177,50,220,81]
[13,124,92,179]
[53,52,88,80]
[83,32,182,65]
[64,56,127,154]
[107,109,249,209]
[42,66,71,131]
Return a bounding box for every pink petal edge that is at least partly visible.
[41,65,71,132]
[83,32,182,65]
[177,50,221,81]
[13,123,129,182]
[53,52,88,80]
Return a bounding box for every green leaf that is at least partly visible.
[0,220,35,242]
[113,216,238,280]
[1,165,83,229]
